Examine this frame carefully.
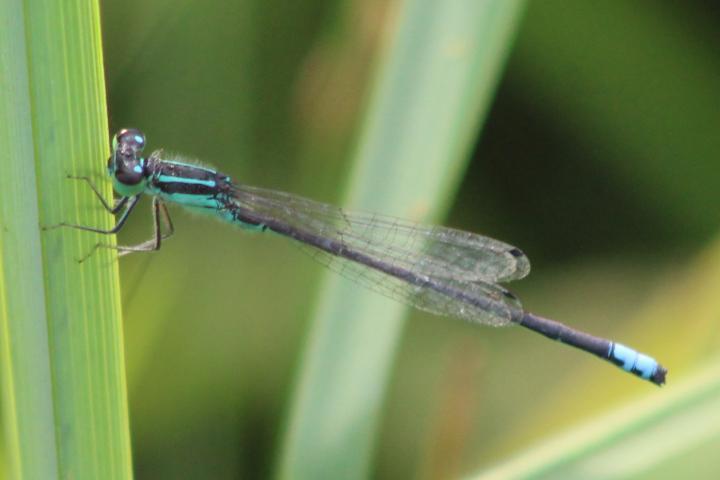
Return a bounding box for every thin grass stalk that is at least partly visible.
[277,1,526,478]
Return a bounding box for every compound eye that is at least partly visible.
[113,128,146,154]
[116,169,144,186]
[115,160,145,186]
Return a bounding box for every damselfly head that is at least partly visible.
[108,128,148,193]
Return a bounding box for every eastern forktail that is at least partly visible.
[53,128,667,386]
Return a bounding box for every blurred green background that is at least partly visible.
[99,0,720,478]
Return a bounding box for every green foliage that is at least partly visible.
[0,0,131,478]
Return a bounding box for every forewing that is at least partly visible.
[231,184,530,284]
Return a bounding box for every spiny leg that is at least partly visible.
[67,175,128,214]
[46,194,141,235]
[79,197,175,262]
[117,198,175,256]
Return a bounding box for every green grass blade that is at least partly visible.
[0,1,133,478]
[0,1,58,477]
[277,1,526,479]
[473,359,720,479]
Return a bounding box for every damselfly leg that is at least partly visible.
[47,176,174,262]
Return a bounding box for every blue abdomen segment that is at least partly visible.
[518,312,667,386]
[609,343,660,381]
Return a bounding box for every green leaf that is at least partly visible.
[473,359,720,479]
[0,1,132,478]
[277,1,527,478]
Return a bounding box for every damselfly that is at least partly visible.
[53,128,667,386]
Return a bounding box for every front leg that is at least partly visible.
[46,194,141,235]
[67,175,128,214]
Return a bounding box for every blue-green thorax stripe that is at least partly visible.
[156,174,217,188]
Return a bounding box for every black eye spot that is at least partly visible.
[501,288,518,301]
[508,248,524,258]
